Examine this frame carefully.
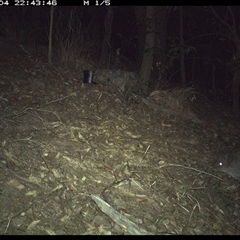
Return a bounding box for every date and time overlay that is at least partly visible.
[0,0,111,6]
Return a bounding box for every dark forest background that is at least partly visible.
[0,6,240,116]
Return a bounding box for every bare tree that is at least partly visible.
[100,7,114,68]
[134,6,147,69]
[153,6,168,89]
[48,6,54,64]
[204,6,240,117]
[139,6,155,94]
[179,6,186,85]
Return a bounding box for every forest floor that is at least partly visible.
[0,42,240,235]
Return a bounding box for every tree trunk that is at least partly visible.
[232,49,240,117]
[48,6,54,64]
[179,6,186,85]
[134,6,147,70]
[153,6,167,89]
[139,6,155,95]
[100,7,113,68]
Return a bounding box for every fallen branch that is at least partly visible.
[90,194,152,235]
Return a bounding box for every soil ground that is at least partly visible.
[0,43,240,235]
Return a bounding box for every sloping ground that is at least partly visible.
[0,49,240,235]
